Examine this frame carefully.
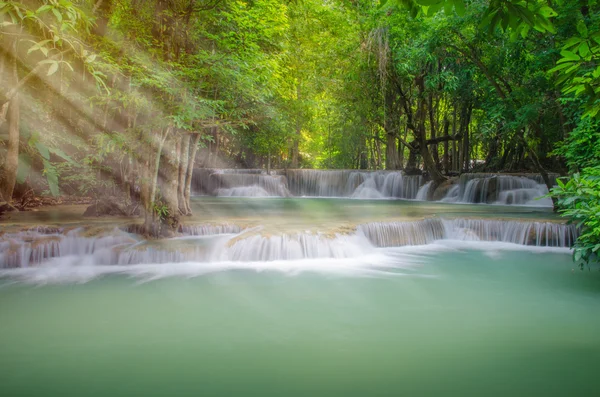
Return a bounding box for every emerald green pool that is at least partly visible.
[1,245,598,396]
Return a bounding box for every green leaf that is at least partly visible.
[538,6,557,18]
[577,20,588,38]
[51,7,62,22]
[47,62,59,76]
[579,42,591,58]
[49,147,78,165]
[426,1,444,16]
[34,141,50,160]
[42,159,59,197]
[548,62,574,73]
[415,0,442,6]
[16,153,32,184]
[559,50,581,61]
[563,37,583,49]
[454,0,465,17]
[36,5,52,14]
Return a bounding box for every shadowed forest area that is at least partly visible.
[1,0,599,261]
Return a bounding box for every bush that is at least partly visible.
[550,166,600,267]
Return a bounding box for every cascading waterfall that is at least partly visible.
[191,168,276,196]
[359,218,577,248]
[225,233,371,261]
[192,168,424,199]
[281,169,423,198]
[0,219,577,269]
[415,181,433,201]
[442,174,556,206]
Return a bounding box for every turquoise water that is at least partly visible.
[1,245,599,396]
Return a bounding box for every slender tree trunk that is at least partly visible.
[359,136,368,169]
[443,118,450,174]
[463,105,472,172]
[416,76,446,185]
[384,90,401,170]
[143,129,168,236]
[452,105,458,172]
[158,130,180,234]
[290,121,300,168]
[177,134,190,214]
[398,126,407,169]
[0,43,19,205]
[385,133,400,170]
[428,93,440,167]
[184,134,200,215]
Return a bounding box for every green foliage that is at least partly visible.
[553,118,600,172]
[153,202,170,221]
[550,167,600,268]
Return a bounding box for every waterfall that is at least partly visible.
[0,228,138,268]
[415,181,433,201]
[224,233,372,261]
[443,218,576,247]
[358,219,446,247]
[441,174,556,206]
[359,218,577,248]
[191,168,275,196]
[179,224,243,235]
[0,218,577,269]
[285,169,422,198]
[192,169,424,199]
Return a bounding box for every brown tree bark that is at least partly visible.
[158,131,180,234]
[0,44,19,205]
[183,134,200,215]
[177,134,190,214]
[443,118,450,174]
[415,76,446,185]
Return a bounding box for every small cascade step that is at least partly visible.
[0,218,578,268]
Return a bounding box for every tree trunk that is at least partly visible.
[416,76,446,185]
[183,134,200,215]
[158,131,180,234]
[398,127,407,169]
[443,118,450,174]
[143,129,167,236]
[385,132,400,170]
[428,94,440,167]
[290,121,300,168]
[462,105,472,172]
[0,46,19,204]
[359,137,368,169]
[177,134,190,214]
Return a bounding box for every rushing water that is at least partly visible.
[0,197,598,396]
[191,169,556,207]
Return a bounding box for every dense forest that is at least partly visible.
[1,0,599,258]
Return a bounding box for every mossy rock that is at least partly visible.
[432,178,459,201]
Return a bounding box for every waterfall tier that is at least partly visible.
[359,218,576,248]
[441,174,556,206]
[0,219,577,268]
[192,168,423,199]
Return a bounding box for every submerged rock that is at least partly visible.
[432,178,459,201]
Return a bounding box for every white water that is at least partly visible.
[415,181,433,201]
[442,174,554,207]
[0,219,576,275]
[192,169,423,199]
